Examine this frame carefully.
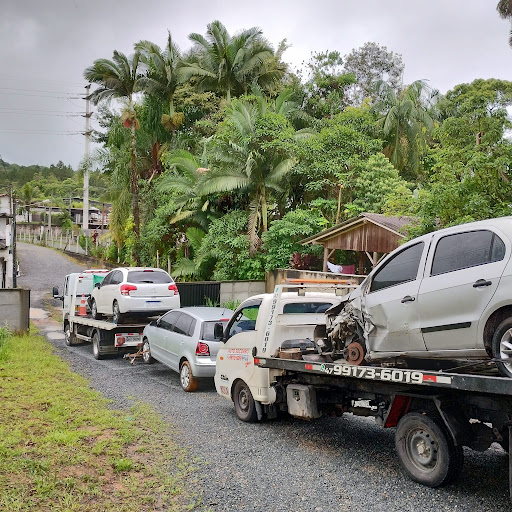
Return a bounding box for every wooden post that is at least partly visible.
[156,250,159,268]
[358,252,366,275]
[168,256,171,276]
[323,246,329,272]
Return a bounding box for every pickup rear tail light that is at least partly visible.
[196,342,210,356]
[120,284,137,296]
[168,284,179,294]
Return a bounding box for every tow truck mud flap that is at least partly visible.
[286,384,321,420]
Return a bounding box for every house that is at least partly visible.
[301,212,417,275]
[0,193,14,288]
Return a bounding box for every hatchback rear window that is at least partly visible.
[201,320,229,341]
[127,271,172,284]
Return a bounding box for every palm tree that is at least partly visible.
[199,97,310,253]
[497,1,512,45]
[83,50,143,258]
[136,33,184,135]
[373,80,436,178]
[179,20,280,101]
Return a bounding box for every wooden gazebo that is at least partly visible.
[301,213,416,274]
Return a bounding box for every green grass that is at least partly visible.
[0,329,204,511]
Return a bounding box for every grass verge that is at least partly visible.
[0,327,203,511]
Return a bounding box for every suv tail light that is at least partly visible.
[168,283,179,295]
[195,342,210,356]
[120,284,137,296]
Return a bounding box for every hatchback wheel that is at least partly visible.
[91,299,103,320]
[142,339,154,364]
[180,360,198,392]
[492,318,512,378]
[112,301,124,325]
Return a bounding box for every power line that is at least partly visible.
[0,86,84,95]
[0,111,85,117]
[0,107,83,114]
[0,91,85,99]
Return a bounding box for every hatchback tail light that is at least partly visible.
[120,284,137,296]
[168,283,179,295]
[196,342,210,356]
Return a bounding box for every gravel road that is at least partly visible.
[17,242,512,512]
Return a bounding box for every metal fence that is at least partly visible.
[176,281,221,307]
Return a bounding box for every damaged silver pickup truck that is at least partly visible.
[317,217,512,378]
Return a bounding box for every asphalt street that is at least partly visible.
[16,242,512,512]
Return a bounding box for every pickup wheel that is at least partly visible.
[491,318,512,378]
[233,380,258,423]
[91,299,103,320]
[112,301,124,325]
[92,330,104,360]
[141,338,154,364]
[179,360,198,392]
[395,411,464,488]
[64,323,75,346]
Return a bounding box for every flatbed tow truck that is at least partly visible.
[54,270,148,360]
[215,283,512,497]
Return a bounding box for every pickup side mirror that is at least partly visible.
[52,286,63,301]
[214,322,225,340]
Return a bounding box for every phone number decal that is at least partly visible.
[319,364,452,385]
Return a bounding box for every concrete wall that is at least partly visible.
[0,289,30,332]
[219,280,266,305]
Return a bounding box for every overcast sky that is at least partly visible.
[1,0,511,169]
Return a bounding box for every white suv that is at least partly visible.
[327,217,512,377]
[90,267,180,323]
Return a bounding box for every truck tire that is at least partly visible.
[112,301,125,325]
[233,380,258,423]
[64,323,75,347]
[92,330,105,360]
[142,338,154,365]
[91,299,103,320]
[395,411,464,488]
[180,360,198,392]
[491,317,512,378]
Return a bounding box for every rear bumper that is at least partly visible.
[118,296,180,314]
[191,356,216,378]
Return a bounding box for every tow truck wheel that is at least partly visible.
[395,411,464,487]
[180,360,198,392]
[491,318,512,378]
[64,323,75,346]
[92,331,104,360]
[91,299,103,320]
[233,380,258,423]
[141,338,154,364]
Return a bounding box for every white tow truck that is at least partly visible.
[214,283,512,497]
[53,270,147,359]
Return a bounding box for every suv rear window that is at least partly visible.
[127,271,172,284]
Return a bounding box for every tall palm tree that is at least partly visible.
[497,1,512,45]
[136,33,184,135]
[179,20,279,101]
[373,80,435,178]
[84,50,143,258]
[199,98,309,253]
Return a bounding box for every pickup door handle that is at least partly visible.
[401,295,415,303]
[473,279,492,288]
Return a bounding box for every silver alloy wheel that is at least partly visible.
[500,328,512,371]
[113,302,120,324]
[142,340,151,363]
[91,300,97,319]
[180,362,190,389]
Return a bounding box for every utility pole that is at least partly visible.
[83,84,92,232]
[48,192,53,241]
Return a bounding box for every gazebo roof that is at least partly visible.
[302,213,417,254]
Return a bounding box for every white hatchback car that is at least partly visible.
[90,267,180,323]
[326,217,512,377]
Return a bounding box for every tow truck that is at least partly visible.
[214,283,512,496]
[53,270,147,359]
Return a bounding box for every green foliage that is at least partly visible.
[344,153,413,216]
[262,209,328,271]
[197,211,264,280]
